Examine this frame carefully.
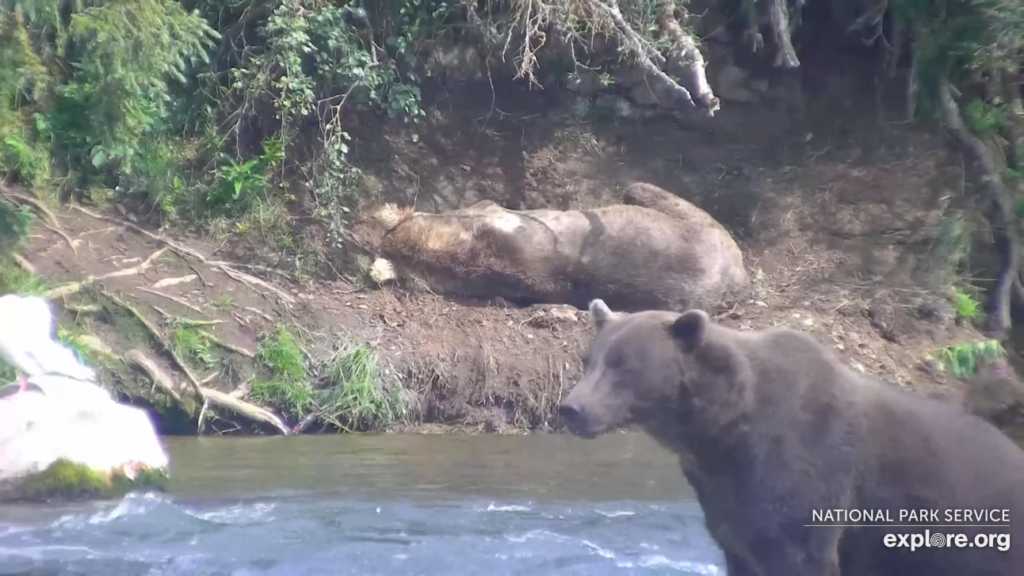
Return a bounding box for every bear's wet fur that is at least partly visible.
[559,299,1024,576]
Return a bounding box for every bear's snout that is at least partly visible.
[558,402,581,421]
[558,401,601,439]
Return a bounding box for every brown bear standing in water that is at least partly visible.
[558,299,1024,576]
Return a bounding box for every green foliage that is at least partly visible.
[952,287,982,320]
[0,198,34,257]
[317,342,405,431]
[964,99,1006,133]
[933,338,1005,377]
[0,1,219,196]
[0,0,428,263]
[249,323,403,431]
[12,457,168,503]
[250,323,312,417]
[170,324,217,368]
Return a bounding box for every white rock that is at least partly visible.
[0,293,169,500]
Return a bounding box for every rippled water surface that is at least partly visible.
[0,433,724,575]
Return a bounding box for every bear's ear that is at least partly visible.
[669,310,709,352]
[589,299,620,330]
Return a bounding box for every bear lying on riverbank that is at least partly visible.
[559,299,1024,576]
[370,183,749,312]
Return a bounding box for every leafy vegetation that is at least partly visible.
[933,338,1006,378]
[3,0,1024,434]
[250,323,403,431]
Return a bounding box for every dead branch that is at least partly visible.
[11,254,35,275]
[127,349,290,435]
[656,2,719,113]
[138,287,205,314]
[766,0,800,68]
[197,329,255,358]
[567,0,710,113]
[938,77,1024,336]
[100,289,207,401]
[43,248,169,299]
[200,387,291,435]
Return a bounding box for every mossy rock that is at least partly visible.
[0,458,169,503]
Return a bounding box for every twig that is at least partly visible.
[138,287,205,314]
[101,289,206,401]
[197,329,255,358]
[43,248,169,299]
[11,254,35,275]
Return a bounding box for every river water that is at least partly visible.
[0,433,724,575]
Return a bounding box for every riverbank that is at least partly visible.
[2,57,1004,436]
[1,109,994,436]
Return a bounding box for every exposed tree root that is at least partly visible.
[43,248,169,299]
[71,205,296,306]
[1,191,78,254]
[196,329,255,358]
[12,254,36,274]
[100,289,207,402]
[216,265,296,306]
[138,287,205,314]
[656,1,719,113]
[937,78,1024,337]
[127,350,290,435]
[70,205,206,260]
[126,350,183,404]
[766,0,801,68]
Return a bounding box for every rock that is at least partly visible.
[712,63,762,103]
[0,294,169,503]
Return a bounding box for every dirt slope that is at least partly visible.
[9,69,990,434]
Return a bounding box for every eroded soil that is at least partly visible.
[10,69,989,434]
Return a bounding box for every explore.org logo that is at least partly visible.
[807,508,1012,553]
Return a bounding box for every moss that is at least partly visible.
[10,458,168,503]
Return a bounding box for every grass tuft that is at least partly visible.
[933,339,1005,378]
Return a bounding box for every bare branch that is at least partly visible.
[766,0,800,68]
